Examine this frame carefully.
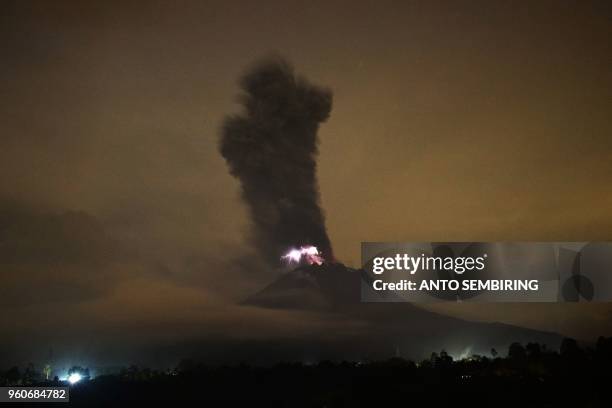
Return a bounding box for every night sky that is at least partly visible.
[1,0,611,366]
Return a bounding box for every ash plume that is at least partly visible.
[220,58,334,265]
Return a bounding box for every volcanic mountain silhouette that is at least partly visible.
[245,262,563,360]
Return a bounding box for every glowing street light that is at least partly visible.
[67,373,82,384]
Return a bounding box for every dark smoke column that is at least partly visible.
[220,58,334,266]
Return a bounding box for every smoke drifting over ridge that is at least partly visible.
[220,58,334,266]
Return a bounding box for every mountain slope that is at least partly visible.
[245,263,563,360]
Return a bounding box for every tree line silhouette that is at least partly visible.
[2,337,611,407]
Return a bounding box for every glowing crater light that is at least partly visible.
[281,246,324,265]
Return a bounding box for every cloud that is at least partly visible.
[0,198,128,307]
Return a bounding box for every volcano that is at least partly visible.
[221,60,563,362]
[245,262,563,360]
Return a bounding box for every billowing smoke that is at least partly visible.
[220,57,334,266]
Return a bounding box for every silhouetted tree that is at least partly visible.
[526,342,542,359]
[560,338,580,357]
[6,367,20,385]
[508,342,526,361]
[23,363,38,384]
